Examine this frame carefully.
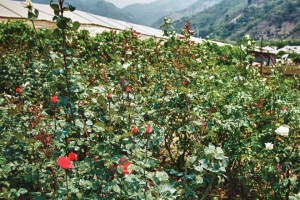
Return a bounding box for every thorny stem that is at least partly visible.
[200,174,216,200]
[127,92,131,128]
[144,137,150,199]
[58,0,75,125]
[108,101,112,126]
[285,169,290,200]
[65,170,69,199]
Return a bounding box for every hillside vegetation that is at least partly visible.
[153,0,223,28]
[173,0,300,41]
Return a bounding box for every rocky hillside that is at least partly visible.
[153,0,223,28]
[122,0,197,26]
[173,0,300,41]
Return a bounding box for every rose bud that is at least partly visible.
[125,86,131,93]
[146,125,152,134]
[16,87,22,93]
[107,92,112,100]
[132,127,138,135]
[50,96,58,104]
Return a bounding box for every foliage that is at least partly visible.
[0,3,299,199]
[262,39,300,49]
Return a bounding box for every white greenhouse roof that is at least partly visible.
[0,0,228,46]
[0,0,168,38]
[277,46,300,54]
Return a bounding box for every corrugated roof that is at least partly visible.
[0,0,228,45]
[278,46,300,54]
[254,46,278,55]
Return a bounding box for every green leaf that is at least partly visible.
[17,188,28,196]
[68,4,76,12]
[50,3,59,12]
[155,171,169,182]
[112,185,120,193]
[207,130,216,138]
[34,9,39,18]
[86,120,93,126]
[94,122,105,131]
[194,165,203,172]
[178,86,189,93]
[56,18,68,30]
[28,12,36,20]
[72,21,80,31]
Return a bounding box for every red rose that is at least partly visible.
[119,157,125,164]
[57,156,74,170]
[146,125,152,134]
[253,102,260,108]
[181,80,188,86]
[276,164,283,172]
[120,79,125,86]
[50,96,58,103]
[107,92,112,100]
[125,86,131,93]
[109,158,134,175]
[68,152,78,161]
[259,97,264,103]
[121,161,134,174]
[281,105,288,111]
[16,87,22,93]
[209,107,215,113]
[132,127,138,135]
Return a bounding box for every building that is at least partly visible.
[252,46,277,66]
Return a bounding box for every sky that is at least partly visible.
[105,0,157,8]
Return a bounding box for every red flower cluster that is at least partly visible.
[50,95,58,103]
[110,158,134,175]
[57,152,78,169]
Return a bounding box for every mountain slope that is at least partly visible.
[122,0,197,26]
[30,0,140,23]
[173,0,300,40]
[153,0,223,28]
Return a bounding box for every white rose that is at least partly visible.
[265,142,273,150]
[26,0,33,8]
[275,126,289,137]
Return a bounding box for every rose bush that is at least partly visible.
[0,2,299,199]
